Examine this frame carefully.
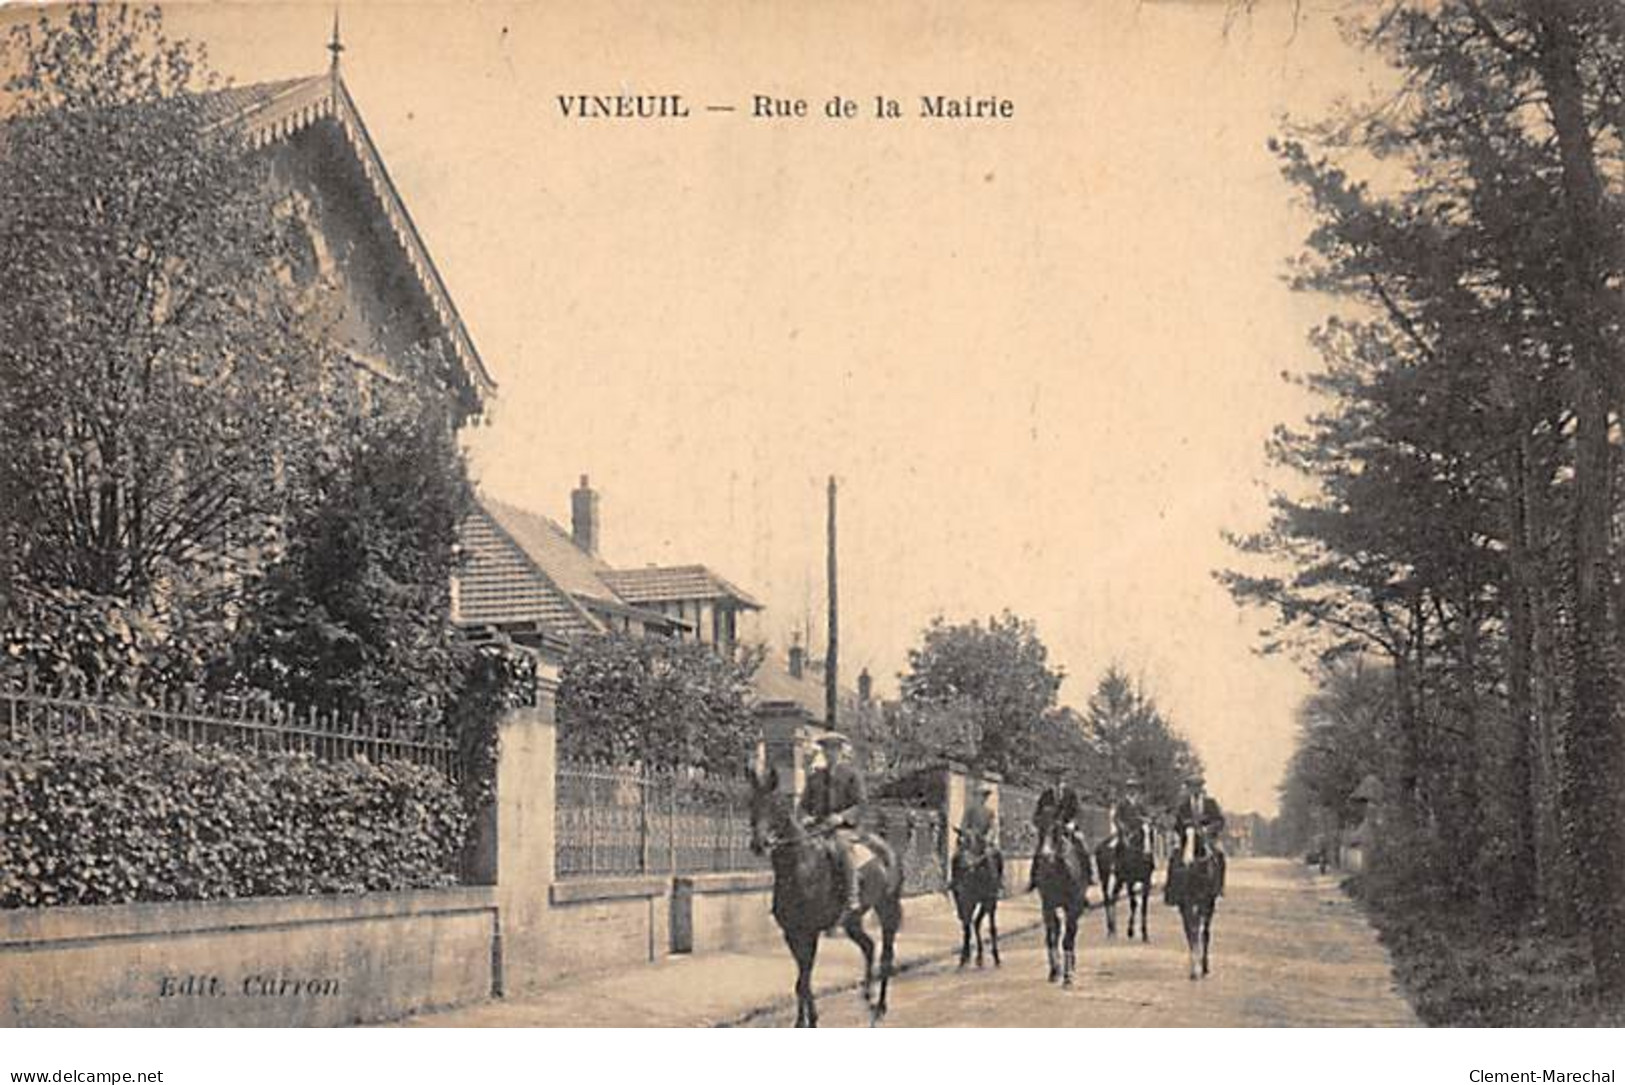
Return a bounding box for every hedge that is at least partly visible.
[0,729,468,908]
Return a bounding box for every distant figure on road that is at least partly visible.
[800,733,869,928]
[952,783,1005,969]
[1166,770,1226,904]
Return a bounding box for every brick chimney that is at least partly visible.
[788,642,805,680]
[571,474,600,556]
[858,668,873,704]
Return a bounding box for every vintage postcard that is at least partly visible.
[2,0,1623,1057]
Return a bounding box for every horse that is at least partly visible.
[949,827,1003,969]
[747,765,904,1027]
[1167,835,1220,981]
[1096,823,1155,942]
[1031,810,1092,987]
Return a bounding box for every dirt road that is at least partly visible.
[738,858,1419,1027]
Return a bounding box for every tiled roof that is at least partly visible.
[600,566,762,609]
[193,76,323,129]
[454,507,600,637]
[751,660,865,724]
[479,497,620,605]
[459,495,761,642]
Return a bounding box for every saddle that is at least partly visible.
[813,823,878,873]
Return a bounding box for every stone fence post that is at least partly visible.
[755,700,815,798]
[489,651,561,998]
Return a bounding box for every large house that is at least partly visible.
[199,40,493,424]
[453,477,762,652]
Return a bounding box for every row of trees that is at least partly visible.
[554,608,1204,810]
[867,611,1204,804]
[1222,2,1625,995]
[0,6,497,732]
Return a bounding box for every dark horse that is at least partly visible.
[1031,800,1092,987]
[747,766,904,1027]
[949,827,1003,969]
[1168,842,1220,980]
[1095,823,1154,942]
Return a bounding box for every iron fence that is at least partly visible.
[0,670,460,780]
[554,760,764,878]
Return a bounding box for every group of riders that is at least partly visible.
[796,730,1228,928]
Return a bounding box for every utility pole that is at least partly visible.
[826,476,838,731]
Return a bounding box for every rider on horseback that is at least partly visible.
[1027,779,1086,891]
[1109,776,1153,861]
[1166,769,1226,904]
[956,782,999,868]
[801,732,868,928]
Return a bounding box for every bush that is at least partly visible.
[0,730,467,908]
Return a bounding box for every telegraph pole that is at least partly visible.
[825,476,838,731]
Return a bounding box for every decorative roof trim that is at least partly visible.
[328,76,497,407]
[208,72,498,413]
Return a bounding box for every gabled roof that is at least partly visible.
[200,70,496,412]
[480,497,620,606]
[600,565,762,610]
[455,506,601,638]
[458,498,693,640]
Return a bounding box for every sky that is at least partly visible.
[48,0,1389,815]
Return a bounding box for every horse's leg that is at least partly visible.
[1062,903,1080,988]
[789,932,819,1026]
[1044,907,1061,982]
[844,912,876,1006]
[1181,905,1199,981]
[981,896,994,968]
[1201,903,1213,977]
[873,894,901,1026]
[1102,872,1117,937]
[957,895,972,969]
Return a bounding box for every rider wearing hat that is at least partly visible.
[1109,775,1153,860]
[958,782,999,859]
[1167,769,1226,903]
[800,732,868,926]
[1027,778,1085,891]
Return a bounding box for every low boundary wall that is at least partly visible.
[0,888,497,1027]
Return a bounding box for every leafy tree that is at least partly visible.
[1028,705,1104,795]
[1221,0,1625,990]
[1079,665,1201,810]
[556,634,763,772]
[899,611,1064,784]
[1286,660,1389,833]
[222,407,473,732]
[0,5,481,737]
[0,5,351,642]
[846,696,981,779]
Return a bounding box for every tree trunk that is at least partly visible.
[1514,431,1580,931]
[1500,439,1539,918]
[1531,1,1625,994]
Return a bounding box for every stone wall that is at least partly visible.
[0,888,496,1027]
